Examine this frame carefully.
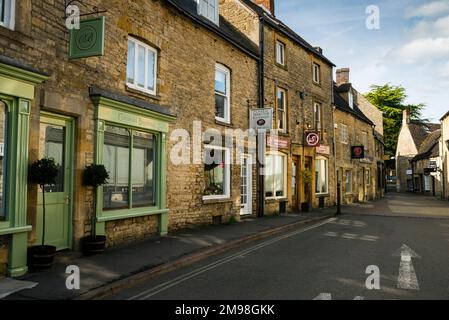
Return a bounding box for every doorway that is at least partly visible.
[36,113,74,250]
[240,154,253,216]
[291,156,300,212]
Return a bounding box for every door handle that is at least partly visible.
[65,195,71,205]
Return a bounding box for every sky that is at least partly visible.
[276,0,449,122]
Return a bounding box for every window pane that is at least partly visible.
[204,148,226,196]
[215,69,226,94]
[39,123,65,193]
[345,171,351,193]
[0,102,6,220]
[132,131,156,207]
[265,155,285,198]
[126,40,135,84]
[265,155,274,197]
[315,159,328,194]
[137,45,145,88]
[103,126,130,210]
[215,94,226,119]
[274,155,285,197]
[147,50,155,91]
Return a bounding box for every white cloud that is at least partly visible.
[389,37,449,63]
[409,14,449,38]
[405,1,449,18]
[441,62,449,77]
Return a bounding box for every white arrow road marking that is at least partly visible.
[394,244,420,290]
[353,296,365,300]
[313,293,332,300]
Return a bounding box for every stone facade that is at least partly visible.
[0,0,259,275]
[222,0,336,214]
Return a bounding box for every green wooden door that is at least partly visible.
[36,113,74,250]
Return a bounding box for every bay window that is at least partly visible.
[265,153,287,199]
[103,125,156,211]
[215,64,231,123]
[203,145,230,199]
[126,37,158,96]
[315,158,328,194]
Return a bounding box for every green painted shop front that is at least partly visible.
[90,90,176,239]
[0,59,47,277]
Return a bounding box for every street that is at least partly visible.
[108,193,449,300]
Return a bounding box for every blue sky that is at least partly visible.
[276,0,449,122]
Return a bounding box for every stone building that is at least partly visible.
[0,0,259,277]
[221,0,336,214]
[411,130,442,196]
[333,69,384,204]
[440,112,449,200]
[396,110,440,192]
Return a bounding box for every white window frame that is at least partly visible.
[313,63,320,84]
[0,0,15,30]
[276,87,287,133]
[265,152,287,200]
[340,123,348,144]
[126,37,158,96]
[345,170,352,194]
[197,0,219,25]
[276,41,286,66]
[203,145,231,200]
[348,91,354,109]
[366,168,371,186]
[315,157,329,195]
[314,102,322,131]
[215,64,231,124]
[361,131,368,150]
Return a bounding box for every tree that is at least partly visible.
[364,84,426,157]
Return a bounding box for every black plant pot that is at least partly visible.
[28,245,57,271]
[82,235,107,256]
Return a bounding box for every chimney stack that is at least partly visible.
[253,0,275,15]
[336,68,350,86]
[403,109,411,125]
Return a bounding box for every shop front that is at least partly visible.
[90,88,176,242]
[0,57,47,277]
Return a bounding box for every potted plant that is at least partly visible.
[81,164,109,256]
[28,158,60,270]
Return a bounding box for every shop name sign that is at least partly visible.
[267,135,289,149]
[351,146,365,159]
[250,108,273,131]
[69,17,105,59]
[316,145,330,155]
[305,131,321,147]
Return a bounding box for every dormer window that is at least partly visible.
[348,91,354,109]
[198,0,219,25]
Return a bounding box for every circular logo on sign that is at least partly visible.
[306,132,320,146]
[76,25,97,51]
[353,147,363,157]
[257,119,266,126]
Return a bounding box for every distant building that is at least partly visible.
[411,130,442,196]
[396,110,440,192]
[440,112,449,200]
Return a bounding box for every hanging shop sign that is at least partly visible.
[69,16,105,59]
[351,146,365,159]
[316,145,330,155]
[267,135,290,149]
[305,131,321,147]
[250,108,273,131]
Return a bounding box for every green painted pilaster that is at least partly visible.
[95,120,106,236]
[158,133,168,236]
[8,232,29,277]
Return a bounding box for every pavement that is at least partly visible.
[1,208,335,300]
[108,195,449,300]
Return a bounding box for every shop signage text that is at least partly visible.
[250,108,273,131]
[267,135,290,149]
[305,131,321,147]
[316,145,330,155]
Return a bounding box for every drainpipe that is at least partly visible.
[257,16,265,218]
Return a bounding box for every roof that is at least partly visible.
[412,130,441,162]
[238,0,335,67]
[166,0,259,59]
[440,110,449,121]
[0,54,50,77]
[408,121,440,150]
[333,84,374,126]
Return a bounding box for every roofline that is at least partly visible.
[237,0,335,67]
[166,0,260,61]
[440,110,449,121]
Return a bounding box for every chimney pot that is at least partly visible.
[336,68,350,86]
[253,0,275,15]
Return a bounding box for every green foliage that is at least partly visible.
[364,83,426,156]
[29,158,59,187]
[84,164,110,189]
